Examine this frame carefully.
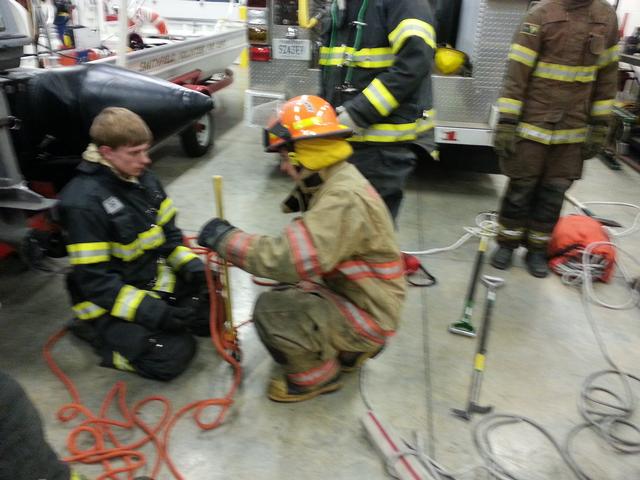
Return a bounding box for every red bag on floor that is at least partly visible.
[548,215,616,282]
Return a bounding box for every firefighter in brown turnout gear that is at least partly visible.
[59,108,208,381]
[198,96,406,402]
[491,0,619,278]
[317,0,436,220]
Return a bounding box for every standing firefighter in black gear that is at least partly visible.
[491,0,619,278]
[59,107,209,381]
[318,0,437,220]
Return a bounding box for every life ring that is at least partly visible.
[128,7,168,35]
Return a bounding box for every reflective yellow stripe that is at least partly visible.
[153,261,176,293]
[111,285,146,321]
[517,122,587,145]
[363,78,399,116]
[318,46,395,68]
[292,116,324,130]
[139,225,165,249]
[111,239,143,261]
[508,43,537,67]
[112,351,136,372]
[497,97,523,116]
[349,110,435,143]
[167,245,198,271]
[388,19,436,53]
[430,149,440,160]
[72,301,107,320]
[67,242,111,265]
[528,230,551,245]
[111,225,165,262]
[533,62,597,83]
[157,198,177,226]
[598,44,620,68]
[591,99,614,117]
[474,353,485,371]
[70,471,86,480]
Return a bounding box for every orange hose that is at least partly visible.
[43,247,242,480]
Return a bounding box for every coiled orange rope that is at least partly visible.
[43,248,242,479]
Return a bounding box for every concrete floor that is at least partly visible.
[1,67,640,479]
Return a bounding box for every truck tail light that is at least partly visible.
[250,46,271,62]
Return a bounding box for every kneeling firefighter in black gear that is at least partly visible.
[59,107,209,381]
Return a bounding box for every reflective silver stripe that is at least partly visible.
[597,44,620,68]
[111,240,143,261]
[508,44,537,67]
[350,114,435,143]
[352,49,395,68]
[111,225,166,262]
[298,282,391,344]
[286,221,321,279]
[363,78,398,116]
[157,198,177,226]
[139,225,165,250]
[111,285,146,321]
[517,123,587,145]
[533,62,597,83]
[319,46,395,68]
[388,19,436,53]
[499,228,524,239]
[287,359,338,387]
[167,245,198,271]
[339,297,386,344]
[319,48,345,65]
[67,242,111,265]
[72,301,107,320]
[153,262,176,293]
[336,260,404,280]
[497,98,523,116]
[225,231,255,268]
[528,231,551,244]
[591,99,614,117]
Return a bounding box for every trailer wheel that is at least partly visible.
[180,110,214,157]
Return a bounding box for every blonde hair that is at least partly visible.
[89,107,153,148]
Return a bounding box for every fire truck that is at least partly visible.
[243,0,532,171]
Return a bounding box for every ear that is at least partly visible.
[98,145,113,159]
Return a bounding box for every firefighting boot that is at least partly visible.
[267,375,342,403]
[525,250,549,278]
[339,346,384,373]
[490,246,514,270]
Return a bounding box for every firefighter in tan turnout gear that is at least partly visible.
[198,96,406,402]
[491,0,619,278]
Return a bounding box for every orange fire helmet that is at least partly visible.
[263,95,352,152]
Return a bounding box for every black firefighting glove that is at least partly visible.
[581,124,609,160]
[197,218,235,252]
[493,122,518,159]
[160,306,194,333]
[179,266,207,290]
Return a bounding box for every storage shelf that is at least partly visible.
[620,53,640,67]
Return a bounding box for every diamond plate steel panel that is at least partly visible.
[434,0,529,123]
[249,23,320,97]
